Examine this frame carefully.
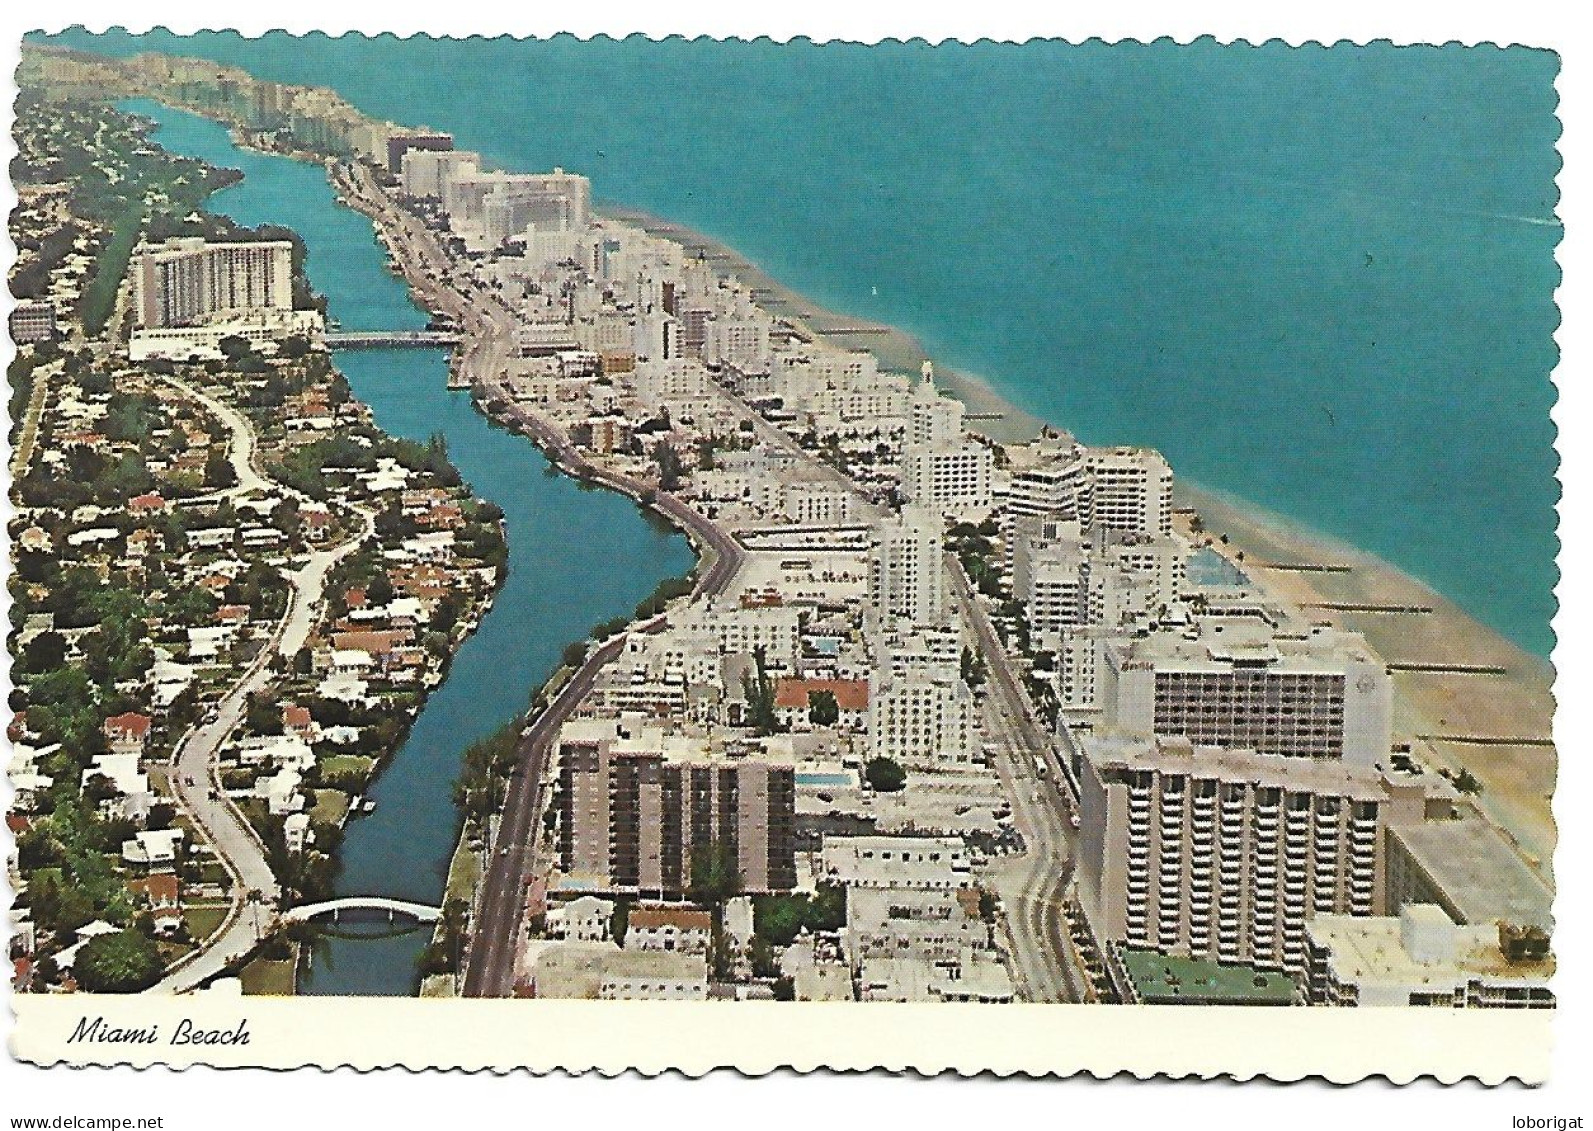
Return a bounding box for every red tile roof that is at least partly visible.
[128,873,181,906]
[104,712,153,739]
[331,629,413,655]
[773,678,870,713]
[630,906,712,932]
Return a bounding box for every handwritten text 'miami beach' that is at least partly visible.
[67,1016,251,1046]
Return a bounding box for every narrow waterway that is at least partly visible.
[130,100,696,995]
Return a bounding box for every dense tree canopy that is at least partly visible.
[864,757,907,793]
[74,929,163,993]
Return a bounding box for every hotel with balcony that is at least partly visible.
[1076,735,1428,975]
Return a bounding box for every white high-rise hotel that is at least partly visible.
[867,504,948,634]
[899,364,993,518]
[1078,735,1428,975]
[133,237,294,329]
[870,676,976,770]
[1101,619,1393,766]
[1000,435,1173,553]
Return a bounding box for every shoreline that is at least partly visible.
[611,204,1557,876]
[1180,484,1557,877]
[358,162,1558,891]
[598,203,1050,447]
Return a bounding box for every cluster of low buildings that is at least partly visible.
[7,122,499,989]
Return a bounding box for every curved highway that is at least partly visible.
[335,164,747,996]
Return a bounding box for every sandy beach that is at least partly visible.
[604,202,1557,886]
[1184,487,1557,880]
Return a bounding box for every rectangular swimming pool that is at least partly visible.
[796,772,856,787]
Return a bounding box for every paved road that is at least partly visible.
[982,695,1078,1003]
[459,629,628,997]
[148,371,272,503]
[948,555,1086,1003]
[9,367,49,478]
[153,380,372,993]
[344,164,1081,1000]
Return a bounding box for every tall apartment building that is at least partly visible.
[557,733,798,896]
[1077,735,1427,974]
[1005,438,1086,507]
[633,312,682,364]
[1057,627,1115,715]
[870,675,976,770]
[1000,436,1089,559]
[908,364,964,447]
[999,439,1174,561]
[1085,446,1174,537]
[443,167,591,234]
[900,441,995,519]
[133,238,294,329]
[1101,619,1393,766]
[867,505,948,634]
[247,81,290,129]
[1012,516,1090,641]
[386,131,453,174]
[401,148,478,199]
[9,300,59,345]
[876,625,964,684]
[702,292,773,372]
[680,603,802,668]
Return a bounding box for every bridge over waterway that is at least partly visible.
[325,330,461,349]
[282,897,442,924]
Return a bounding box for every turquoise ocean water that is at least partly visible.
[45,34,1561,657]
[127,101,694,993]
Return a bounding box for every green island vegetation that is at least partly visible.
[11,96,244,334]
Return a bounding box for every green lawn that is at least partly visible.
[235,798,269,836]
[240,957,296,996]
[319,754,375,779]
[444,837,481,905]
[183,901,231,943]
[310,788,351,826]
[80,203,142,336]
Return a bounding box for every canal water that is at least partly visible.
[130,100,696,994]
